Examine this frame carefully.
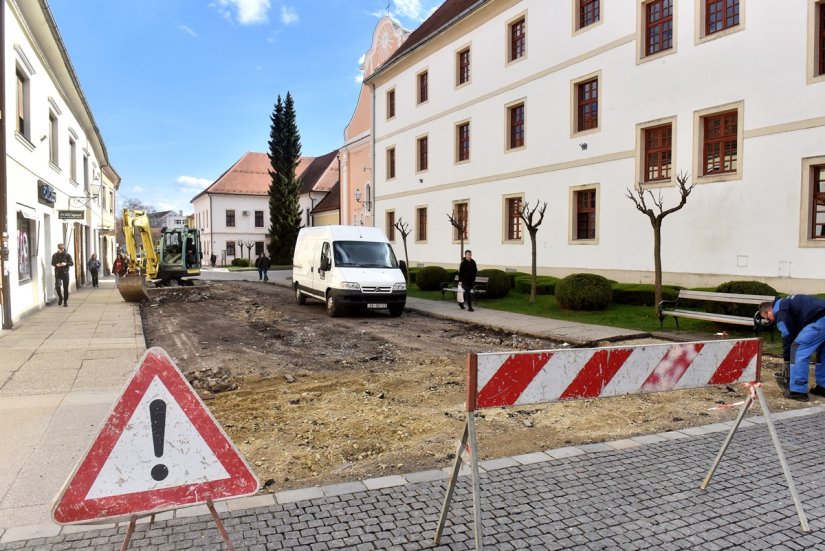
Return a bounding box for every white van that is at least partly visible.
[292,225,407,317]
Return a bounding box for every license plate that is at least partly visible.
[367,303,388,309]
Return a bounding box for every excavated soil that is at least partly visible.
[140,280,807,494]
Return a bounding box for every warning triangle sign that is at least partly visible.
[52,347,260,524]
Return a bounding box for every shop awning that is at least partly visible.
[17,204,37,220]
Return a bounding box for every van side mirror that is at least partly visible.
[320,257,331,271]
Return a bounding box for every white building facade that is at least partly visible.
[367,0,825,293]
[1,0,119,327]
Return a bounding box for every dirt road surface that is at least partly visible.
[140,280,802,493]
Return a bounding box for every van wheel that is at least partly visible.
[326,295,341,317]
[295,286,306,305]
[388,304,404,317]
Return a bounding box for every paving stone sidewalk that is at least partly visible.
[1,407,823,550]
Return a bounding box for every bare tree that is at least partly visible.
[518,199,548,303]
[394,217,412,284]
[446,212,466,262]
[626,171,695,307]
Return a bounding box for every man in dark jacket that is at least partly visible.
[255,253,271,282]
[760,294,825,401]
[458,249,477,312]
[51,243,74,307]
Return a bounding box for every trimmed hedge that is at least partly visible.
[507,271,531,288]
[477,269,511,299]
[514,275,559,295]
[231,258,250,267]
[406,267,418,285]
[611,283,681,306]
[708,280,778,317]
[555,273,612,311]
[417,266,448,291]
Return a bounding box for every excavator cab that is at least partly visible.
[157,227,201,282]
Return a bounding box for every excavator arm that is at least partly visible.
[122,209,159,278]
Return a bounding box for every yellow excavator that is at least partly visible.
[118,209,202,302]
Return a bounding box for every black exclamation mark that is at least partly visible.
[150,399,169,481]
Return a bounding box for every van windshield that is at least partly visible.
[333,241,399,269]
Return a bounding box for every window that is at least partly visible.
[810,164,825,238]
[226,241,236,256]
[509,17,526,61]
[386,147,396,179]
[255,210,264,228]
[17,213,32,284]
[702,110,737,175]
[83,156,89,192]
[69,138,77,182]
[706,0,739,35]
[453,202,469,241]
[416,207,427,241]
[255,241,265,255]
[577,78,598,132]
[417,136,428,172]
[16,69,29,139]
[575,190,596,240]
[226,209,236,227]
[48,112,58,166]
[387,89,396,119]
[645,0,674,56]
[457,122,470,162]
[579,0,600,29]
[506,197,523,241]
[643,123,672,182]
[819,2,825,77]
[386,211,396,241]
[508,103,525,149]
[417,71,428,104]
[457,47,471,85]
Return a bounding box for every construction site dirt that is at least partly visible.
[139,280,804,494]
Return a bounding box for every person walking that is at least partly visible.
[51,243,74,307]
[210,253,217,268]
[87,253,101,287]
[112,251,127,282]
[458,249,477,312]
[255,252,271,282]
[759,295,825,401]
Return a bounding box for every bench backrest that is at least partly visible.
[677,290,774,305]
[452,275,489,283]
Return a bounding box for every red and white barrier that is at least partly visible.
[469,339,761,411]
[435,338,815,551]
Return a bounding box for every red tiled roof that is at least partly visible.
[367,0,488,81]
[192,152,315,201]
[298,150,339,194]
[312,181,340,213]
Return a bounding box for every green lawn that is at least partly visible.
[407,287,782,356]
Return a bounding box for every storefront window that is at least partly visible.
[18,213,32,283]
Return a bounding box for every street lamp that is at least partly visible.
[354,187,372,212]
[69,181,103,207]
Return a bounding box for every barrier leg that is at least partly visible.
[120,515,137,551]
[207,499,235,550]
[467,412,484,551]
[434,420,469,545]
[700,393,754,490]
[753,386,810,533]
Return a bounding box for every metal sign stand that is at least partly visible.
[119,500,234,550]
[701,383,810,533]
[434,413,484,551]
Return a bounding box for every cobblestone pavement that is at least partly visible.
[1,408,824,550]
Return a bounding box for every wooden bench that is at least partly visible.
[441,276,489,301]
[658,289,775,333]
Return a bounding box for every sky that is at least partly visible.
[48,0,442,215]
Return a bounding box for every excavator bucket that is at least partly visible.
[117,273,150,302]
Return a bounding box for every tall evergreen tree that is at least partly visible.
[267,92,303,264]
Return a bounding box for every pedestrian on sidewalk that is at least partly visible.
[458,249,477,312]
[112,251,127,282]
[87,253,101,287]
[51,243,74,307]
[210,253,217,268]
[760,295,825,401]
[255,252,271,281]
